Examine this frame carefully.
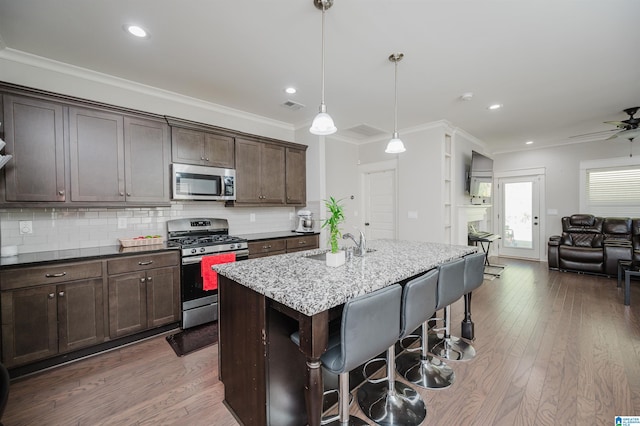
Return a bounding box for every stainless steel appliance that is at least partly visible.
[167,218,248,329]
[294,210,315,233]
[171,163,236,201]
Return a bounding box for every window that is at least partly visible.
[580,157,640,216]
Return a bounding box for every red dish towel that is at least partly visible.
[201,253,236,291]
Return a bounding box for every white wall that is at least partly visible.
[492,139,638,240]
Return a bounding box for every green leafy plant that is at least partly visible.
[322,196,345,254]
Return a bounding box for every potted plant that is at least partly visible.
[322,196,346,267]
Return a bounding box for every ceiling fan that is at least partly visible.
[604,106,640,141]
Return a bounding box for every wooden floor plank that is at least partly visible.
[3,258,640,425]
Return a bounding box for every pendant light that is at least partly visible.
[309,0,337,136]
[386,53,406,154]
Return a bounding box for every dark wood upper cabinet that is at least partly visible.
[285,147,306,206]
[171,127,234,168]
[235,138,285,205]
[2,95,66,201]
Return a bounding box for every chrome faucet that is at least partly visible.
[343,230,367,256]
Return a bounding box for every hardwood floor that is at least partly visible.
[3,258,640,425]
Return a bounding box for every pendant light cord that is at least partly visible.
[320,5,326,106]
[394,58,398,134]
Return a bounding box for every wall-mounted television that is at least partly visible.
[468,151,493,200]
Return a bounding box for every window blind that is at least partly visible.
[585,166,640,216]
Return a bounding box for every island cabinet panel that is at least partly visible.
[285,147,306,206]
[235,138,286,205]
[107,251,180,337]
[2,94,66,202]
[0,260,105,368]
[218,276,267,426]
[171,127,235,168]
[248,239,287,259]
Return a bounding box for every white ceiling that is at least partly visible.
[1,0,639,153]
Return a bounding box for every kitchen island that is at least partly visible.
[213,239,476,426]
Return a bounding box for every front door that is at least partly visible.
[497,175,542,260]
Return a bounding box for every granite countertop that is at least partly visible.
[214,239,477,317]
[0,244,179,268]
[237,230,320,242]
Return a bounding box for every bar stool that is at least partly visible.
[395,269,456,389]
[293,284,402,425]
[357,279,428,426]
[460,252,487,343]
[428,258,476,361]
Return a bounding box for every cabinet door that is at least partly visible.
[1,285,58,367]
[108,272,147,338]
[146,266,180,328]
[69,107,125,202]
[171,127,205,165]
[3,95,66,201]
[235,138,263,203]
[285,147,306,205]
[260,143,286,204]
[204,133,235,168]
[58,278,105,353]
[124,116,171,203]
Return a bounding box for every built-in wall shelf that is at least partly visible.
[443,134,453,243]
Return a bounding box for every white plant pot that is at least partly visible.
[325,250,346,267]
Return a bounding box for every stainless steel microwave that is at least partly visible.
[172,164,236,201]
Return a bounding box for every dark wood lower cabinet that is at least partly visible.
[1,278,104,368]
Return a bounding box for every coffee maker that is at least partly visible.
[294,210,314,233]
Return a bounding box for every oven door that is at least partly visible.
[180,250,248,328]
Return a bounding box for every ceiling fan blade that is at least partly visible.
[615,128,640,140]
[604,120,630,128]
[569,129,617,139]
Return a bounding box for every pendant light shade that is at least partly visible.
[310,0,337,136]
[386,53,406,154]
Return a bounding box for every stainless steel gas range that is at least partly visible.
[166,218,248,329]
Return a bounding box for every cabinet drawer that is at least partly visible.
[286,235,319,252]
[0,261,103,291]
[248,239,287,256]
[107,251,179,275]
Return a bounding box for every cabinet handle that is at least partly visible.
[58,190,65,196]
[45,272,66,278]
[48,293,55,299]
[58,291,65,297]
[147,277,153,282]
[299,241,306,245]
[126,192,131,197]
[204,158,209,162]
[138,260,154,266]
[263,245,271,249]
[200,157,205,161]
[120,192,125,196]
[140,278,146,283]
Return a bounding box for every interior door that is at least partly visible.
[363,169,396,239]
[497,175,541,260]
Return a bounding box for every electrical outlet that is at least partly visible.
[19,221,33,235]
[118,217,127,229]
[250,213,256,222]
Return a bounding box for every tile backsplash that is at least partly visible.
[0,201,322,254]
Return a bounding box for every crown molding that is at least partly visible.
[0,48,295,132]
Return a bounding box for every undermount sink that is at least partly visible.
[305,248,376,261]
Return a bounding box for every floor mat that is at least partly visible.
[166,322,218,357]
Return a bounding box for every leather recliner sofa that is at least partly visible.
[548,214,639,276]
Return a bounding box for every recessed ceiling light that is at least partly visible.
[488,103,502,110]
[525,140,534,145]
[285,87,297,95]
[123,24,149,38]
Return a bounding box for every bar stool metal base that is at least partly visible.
[429,334,476,361]
[396,352,455,389]
[322,416,369,426]
[357,381,426,426]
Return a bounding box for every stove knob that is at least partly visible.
[190,248,197,254]
[200,247,206,253]
[230,244,236,249]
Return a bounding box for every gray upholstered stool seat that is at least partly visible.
[428,258,476,361]
[460,252,487,344]
[356,277,429,425]
[395,268,456,389]
[294,284,403,426]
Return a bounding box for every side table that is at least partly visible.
[617,260,640,306]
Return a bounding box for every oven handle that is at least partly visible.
[182,250,250,265]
